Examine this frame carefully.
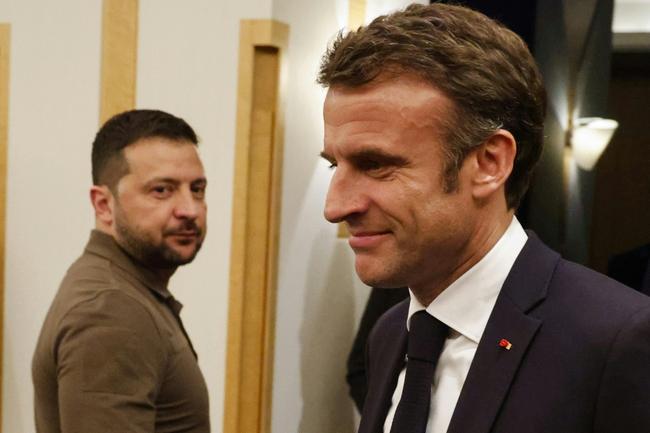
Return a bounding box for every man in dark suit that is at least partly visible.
[318,3,650,433]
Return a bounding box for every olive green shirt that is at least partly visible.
[32,230,210,433]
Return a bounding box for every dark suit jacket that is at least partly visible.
[359,233,650,433]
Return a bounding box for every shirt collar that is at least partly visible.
[84,230,174,301]
[407,216,527,343]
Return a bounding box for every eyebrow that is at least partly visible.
[144,176,207,187]
[319,148,408,166]
[348,149,409,167]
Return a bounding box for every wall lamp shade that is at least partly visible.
[572,117,619,170]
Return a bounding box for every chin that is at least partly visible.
[175,249,200,264]
[163,243,202,266]
[355,260,406,289]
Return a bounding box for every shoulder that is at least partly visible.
[50,253,163,334]
[57,289,165,346]
[551,258,650,316]
[38,258,169,364]
[530,254,650,353]
[49,289,170,397]
[517,233,650,323]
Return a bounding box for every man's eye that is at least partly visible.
[192,186,206,198]
[359,160,382,171]
[151,185,173,196]
[328,162,337,169]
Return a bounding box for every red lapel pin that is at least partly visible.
[499,338,512,350]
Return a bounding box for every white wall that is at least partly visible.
[614,0,650,32]
[0,0,271,432]
[1,2,102,432]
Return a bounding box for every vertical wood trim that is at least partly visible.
[99,0,138,124]
[0,23,10,432]
[224,19,289,433]
[348,0,367,29]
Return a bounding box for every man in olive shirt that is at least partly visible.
[32,109,210,433]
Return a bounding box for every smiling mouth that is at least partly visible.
[348,231,390,249]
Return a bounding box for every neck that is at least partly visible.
[95,220,114,237]
[154,267,176,283]
[410,211,514,306]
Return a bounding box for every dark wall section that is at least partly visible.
[590,50,650,273]
[526,0,570,251]
[444,0,538,50]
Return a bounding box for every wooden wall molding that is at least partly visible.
[99,0,138,124]
[0,23,10,432]
[348,0,367,30]
[224,19,288,433]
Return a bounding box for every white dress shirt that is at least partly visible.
[383,217,528,433]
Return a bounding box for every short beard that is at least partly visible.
[115,215,203,270]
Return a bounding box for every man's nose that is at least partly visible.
[324,169,366,223]
[174,190,202,219]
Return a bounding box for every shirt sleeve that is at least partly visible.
[54,289,167,433]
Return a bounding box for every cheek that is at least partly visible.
[380,181,433,224]
[138,205,176,228]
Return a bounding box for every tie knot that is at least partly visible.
[407,310,448,363]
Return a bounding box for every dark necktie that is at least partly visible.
[166,296,198,359]
[390,310,448,433]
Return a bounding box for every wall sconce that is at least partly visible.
[572,117,619,170]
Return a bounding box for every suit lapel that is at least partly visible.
[359,300,408,433]
[447,233,559,433]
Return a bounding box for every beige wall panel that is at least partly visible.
[0,23,9,432]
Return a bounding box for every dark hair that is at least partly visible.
[318,3,546,209]
[91,109,198,190]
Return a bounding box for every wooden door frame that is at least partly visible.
[223,19,288,433]
[99,0,138,124]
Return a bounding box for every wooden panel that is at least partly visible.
[224,20,288,433]
[348,0,367,29]
[99,0,138,124]
[0,23,10,431]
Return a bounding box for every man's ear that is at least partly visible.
[90,185,115,227]
[470,129,516,200]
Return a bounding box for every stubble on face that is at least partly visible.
[109,138,208,271]
[114,203,205,270]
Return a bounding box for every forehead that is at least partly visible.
[123,137,204,178]
[325,74,450,115]
[323,76,453,147]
